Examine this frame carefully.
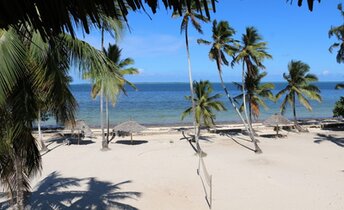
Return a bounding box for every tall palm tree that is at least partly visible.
[90,44,138,148]
[234,68,275,122]
[232,27,272,143]
[181,80,226,136]
[276,60,322,128]
[173,2,209,150]
[98,14,124,150]
[197,20,263,153]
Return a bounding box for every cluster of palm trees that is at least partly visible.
[177,4,322,153]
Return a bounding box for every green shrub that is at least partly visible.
[333,97,344,117]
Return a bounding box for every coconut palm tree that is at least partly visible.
[276,60,322,129]
[329,3,344,63]
[90,44,138,147]
[197,20,263,153]
[231,27,272,141]
[181,80,226,136]
[0,27,123,209]
[234,68,275,122]
[173,2,209,150]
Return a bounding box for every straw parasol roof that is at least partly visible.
[263,113,292,126]
[263,114,292,137]
[113,121,146,143]
[113,121,146,133]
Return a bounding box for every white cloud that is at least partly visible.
[322,70,330,76]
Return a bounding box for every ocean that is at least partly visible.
[43,82,343,127]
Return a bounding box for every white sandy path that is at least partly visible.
[7,128,344,209]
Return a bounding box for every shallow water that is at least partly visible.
[42,82,343,127]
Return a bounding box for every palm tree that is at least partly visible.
[90,44,138,147]
[232,27,272,143]
[0,27,123,209]
[234,68,275,122]
[173,2,209,150]
[329,3,344,63]
[181,80,226,136]
[276,60,322,129]
[98,15,124,150]
[329,4,344,91]
[197,20,263,153]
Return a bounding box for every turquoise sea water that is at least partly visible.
[44,82,343,127]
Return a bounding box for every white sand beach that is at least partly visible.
[2,125,344,210]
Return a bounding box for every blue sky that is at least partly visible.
[71,0,344,84]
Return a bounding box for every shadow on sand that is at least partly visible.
[314,133,344,148]
[114,140,148,145]
[13,171,142,209]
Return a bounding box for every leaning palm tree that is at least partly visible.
[232,27,272,140]
[276,60,322,130]
[234,69,275,122]
[90,44,138,147]
[181,80,226,136]
[197,20,263,153]
[173,2,209,150]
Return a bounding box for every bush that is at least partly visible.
[333,97,344,117]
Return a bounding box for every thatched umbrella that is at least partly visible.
[263,113,292,136]
[113,121,146,144]
[65,120,91,144]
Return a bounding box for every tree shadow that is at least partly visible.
[25,171,141,209]
[47,135,95,145]
[314,133,344,147]
[114,140,148,145]
[224,133,255,152]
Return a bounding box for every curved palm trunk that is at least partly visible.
[217,51,261,153]
[242,61,261,152]
[185,25,200,152]
[37,110,48,151]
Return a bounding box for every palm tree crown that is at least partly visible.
[329,3,344,63]
[181,80,226,128]
[276,60,322,122]
[197,20,237,73]
[234,69,275,121]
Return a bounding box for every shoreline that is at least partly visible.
[35,116,341,131]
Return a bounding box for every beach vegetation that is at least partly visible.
[333,97,344,117]
[0,27,126,209]
[335,83,344,89]
[329,3,344,64]
[276,60,322,130]
[181,80,226,136]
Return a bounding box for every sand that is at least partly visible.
[2,126,344,210]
